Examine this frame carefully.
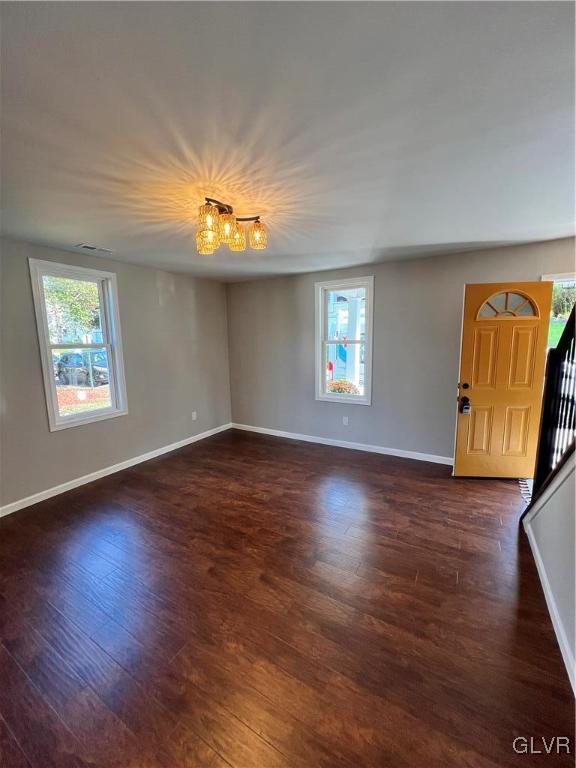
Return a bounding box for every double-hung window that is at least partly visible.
[29,259,128,431]
[315,276,374,405]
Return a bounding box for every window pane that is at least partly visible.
[489,292,507,312]
[478,303,496,317]
[43,275,103,344]
[324,342,365,396]
[506,293,526,312]
[326,287,366,341]
[52,347,112,417]
[548,280,576,347]
[515,300,536,316]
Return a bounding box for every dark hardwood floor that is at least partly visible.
[0,430,573,767]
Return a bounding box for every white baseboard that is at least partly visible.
[230,423,453,465]
[0,421,453,519]
[524,523,576,695]
[0,423,233,519]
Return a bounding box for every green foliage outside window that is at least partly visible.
[551,283,576,318]
[548,281,575,349]
[43,276,101,341]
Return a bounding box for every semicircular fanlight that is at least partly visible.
[477,291,537,319]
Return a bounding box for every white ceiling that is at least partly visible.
[1,2,574,280]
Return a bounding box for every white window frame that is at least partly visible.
[542,272,576,282]
[29,258,128,431]
[315,276,374,405]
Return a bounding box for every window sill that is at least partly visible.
[316,394,372,406]
[48,407,128,432]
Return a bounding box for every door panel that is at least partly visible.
[508,326,537,388]
[454,282,552,478]
[472,327,498,388]
[466,406,493,454]
[502,406,530,457]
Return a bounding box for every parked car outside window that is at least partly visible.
[55,350,109,386]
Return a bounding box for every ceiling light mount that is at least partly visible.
[196,198,267,255]
[204,197,233,215]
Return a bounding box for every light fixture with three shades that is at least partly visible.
[196,197,268,255]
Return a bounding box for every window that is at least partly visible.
[29,259,128,430]
[477,291,537,318]
[315,276,374,405]
[542,273,576,349]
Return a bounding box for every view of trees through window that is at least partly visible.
[43,275,111,416]
[44,276,102,342]
[549,279,576,348]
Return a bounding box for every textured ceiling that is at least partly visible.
[1,2,574,279]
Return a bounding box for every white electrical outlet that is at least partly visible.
[191,411,197,421]
[342,416,349,426]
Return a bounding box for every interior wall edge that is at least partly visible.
[524,521,576,696]
[523,454,576,695]
[522,452,574,526]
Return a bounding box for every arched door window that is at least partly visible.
[477,291,537,319]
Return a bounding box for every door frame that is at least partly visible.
[452,284,467,474]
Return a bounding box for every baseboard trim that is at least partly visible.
[0,423,233,519]
[231,423,453,465]
[524,522,576,695]
[0,421,454,518]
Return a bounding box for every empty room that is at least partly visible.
[0,2,575,767]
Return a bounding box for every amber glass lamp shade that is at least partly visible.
[196,231,214,255]
[196,232,213,255]
[219,213,235,244]
[249,220,267,250]
[196,228,220,255]
[229,223,246,252]
[198,204,219,233]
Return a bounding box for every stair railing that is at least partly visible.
[532,305,576,497]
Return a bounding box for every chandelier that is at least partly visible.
[196,197,268,255]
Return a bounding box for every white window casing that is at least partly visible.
[29,258,128,431]
[315,276,374,405]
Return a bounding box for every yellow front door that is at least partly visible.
[454,282,552,478]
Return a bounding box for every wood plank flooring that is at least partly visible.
[0,429,573,767]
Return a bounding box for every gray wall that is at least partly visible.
[524,454,575,692]
[2,236,574,507]
[0,239,231,506]
[227,238,575,459]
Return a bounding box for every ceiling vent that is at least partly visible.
[74,243,113,254]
